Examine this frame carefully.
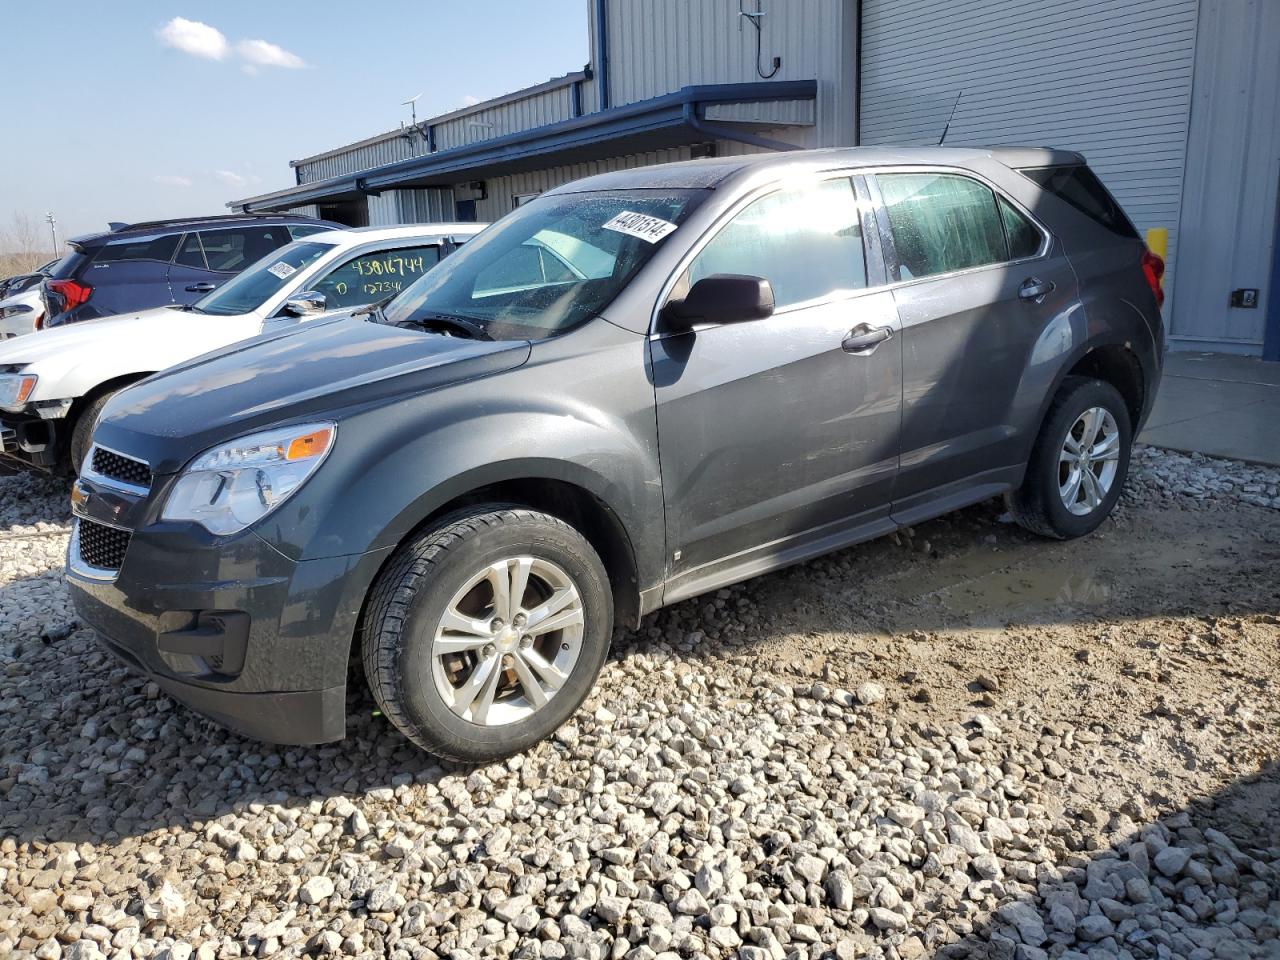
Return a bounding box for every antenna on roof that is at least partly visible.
[938,90,963,146]
[401,93,423,128]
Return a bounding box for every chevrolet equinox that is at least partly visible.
[66,147,1165,762]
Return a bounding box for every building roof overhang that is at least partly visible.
[229,80,817,212]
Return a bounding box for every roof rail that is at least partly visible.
[111,212,306,233]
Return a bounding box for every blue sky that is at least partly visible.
[0,1,588,242]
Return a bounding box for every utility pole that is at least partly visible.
[44,212,58,257]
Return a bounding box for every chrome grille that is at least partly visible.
[89,446,151,489]
[78,518,131,571]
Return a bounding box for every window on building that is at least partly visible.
[998,196,1044,260]
[312,245,443,308]
[878,173,1007,280]
[684,178,867,310]
[92,234,180,264]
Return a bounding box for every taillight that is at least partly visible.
[1140,249,1165,308]
[47,279,93,313]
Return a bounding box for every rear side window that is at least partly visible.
[878,173,1006,280]
[174,233,207,269]
[998,196,1044,260]
[686,177,867,309]
[199,226,287,272]
[1019,165,1138,239]
[92,233,180,265]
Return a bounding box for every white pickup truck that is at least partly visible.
[0,223,483,472]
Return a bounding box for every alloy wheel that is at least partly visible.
[1058,406,1121,516]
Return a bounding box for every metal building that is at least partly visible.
[230,0,1280,358]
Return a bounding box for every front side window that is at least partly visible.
[878,173,1007,280]
[312,244,442,309]
[198,227,286,273]
[683,178,867,310]
[383,189,707,340]
[92,233,180,265]
[192,240,334,316]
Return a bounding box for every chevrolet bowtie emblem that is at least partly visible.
[70,482,89,511]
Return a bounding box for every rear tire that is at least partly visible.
[1007,376,1132,540]
[361,505,613,762]
[69,391,117,476]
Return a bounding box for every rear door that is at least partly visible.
[81,233,181,318]
[871,169,1078,514]
[168,225,291,303]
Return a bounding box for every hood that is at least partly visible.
[0,307,173,365]
[93,315,531,475]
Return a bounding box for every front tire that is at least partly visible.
[361,505,613,762]
[1008,376,1133,540]
[69,390,118,476]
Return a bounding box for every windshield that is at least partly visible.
[382,189,707,339]
[193,240,334,316]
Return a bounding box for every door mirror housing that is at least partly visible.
[282,291,327,318]
[661,274,774,331]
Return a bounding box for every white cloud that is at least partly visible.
[214,170,262,187]
[236,38,306,69]
[152,175,193,188]
[157,18,229,61]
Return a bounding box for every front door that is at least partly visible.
[872,171,1078,509]
[652,175,903,602]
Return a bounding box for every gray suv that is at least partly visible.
[66,147,1164,762]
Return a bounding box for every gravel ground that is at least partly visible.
[0,446,1277,960]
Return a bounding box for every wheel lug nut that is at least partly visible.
[514,613,527,627]
[490,618,504,632]
[482,643,496,657]
[520,635,532,649]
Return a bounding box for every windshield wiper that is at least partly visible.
[400,312,494,341]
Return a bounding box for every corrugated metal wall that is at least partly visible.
[367,189,456,227]
[603,0,857,147]
[296,135,425,184]
[1170,0,1280,351]
[434,86,576,151]
[285,204,321,219]
[860,0,1199,314]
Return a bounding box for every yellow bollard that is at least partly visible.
[1145,227,1168,260]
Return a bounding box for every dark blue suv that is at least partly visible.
[41,214,341,328]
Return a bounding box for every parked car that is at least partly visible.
[66,147,1164,761]
[0,223,483,472]
[0,258,60,301]
[0,286,47,340]
[38,214,341,329]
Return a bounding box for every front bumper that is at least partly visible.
[0,410,62,469]
[66,473,392,744]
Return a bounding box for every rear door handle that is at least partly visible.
[1018,277,1055,302]
[185,282,217,293]
[842,323,894,354]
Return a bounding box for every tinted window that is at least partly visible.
[174,233,207,269]
[312,245,442,308]
[199,226,286,273]
[288,223,333,240]
[878,173,1007,280]
[92,233,180,264]
[383,189,706,340]
[192,240,334,316]
[998,196,1044,260]
[686,178,866,309]
[49,250,88,279]
[1020,165,1139,238]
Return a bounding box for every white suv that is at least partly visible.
[0,223,484,472]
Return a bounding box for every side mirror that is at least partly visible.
[282,290,327,318]
[661,274,774,331]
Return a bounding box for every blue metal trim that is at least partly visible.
[1264,168,1280,362]
[594,0,611,111]
[238,81,817,212]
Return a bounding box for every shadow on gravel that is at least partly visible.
[927,761,1280,960]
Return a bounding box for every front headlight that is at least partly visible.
[161,422,336,535]
[0,373,38,411]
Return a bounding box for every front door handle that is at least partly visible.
[185,282,217,293]
[842,323,894,354]
[1018,277,1055,302]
